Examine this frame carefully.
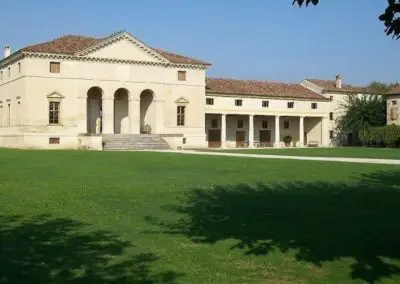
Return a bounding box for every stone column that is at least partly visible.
[77,96,87,134]
[249,114,254,148]
[299,116,304,147]
[129,98,140,134]
[102,97,114,134]
[221,113,226,148]
[275,115,280,148]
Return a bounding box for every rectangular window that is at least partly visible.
[262,120,268,129]
[287,102,294,109]
[49,101,60,124]
[49,137,60,144]
[329,131,334,139]
[206,98,214,105]
[18,62,21,73]
[211,118,218,128]
[284,120,289,129]
[50,62,60,73]
[235,99,242,106]
[8,67,10,78]
[178,70,186,81]
[329,112,334,121]
[392,100,397,106]
[330,96,333,101]
[177,106,185,126]
[311,103,318,109]
[262,100,269,108]
[237,119,243,128]
[182,137,187,144]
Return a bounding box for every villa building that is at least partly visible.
[387,86,400,125]
[0,31,377,150]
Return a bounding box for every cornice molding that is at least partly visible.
[21,52,207,70]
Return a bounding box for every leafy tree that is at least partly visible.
[335,94,387,146]
[293,0,400,39]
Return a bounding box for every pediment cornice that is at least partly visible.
[21,52,207,70]
[75,31,169,63]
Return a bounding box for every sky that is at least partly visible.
[0,0,398,85]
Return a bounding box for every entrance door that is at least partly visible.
[259,130,272,147]
[236,131,246,148]
[208,129,221,148]
[304,132,308,146]
[347,133,353,146]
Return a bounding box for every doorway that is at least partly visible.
[236,131,246,148]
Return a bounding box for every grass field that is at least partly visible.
[199,147,400,160]
[0,148,399,283]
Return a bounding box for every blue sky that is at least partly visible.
[0,0,398,85]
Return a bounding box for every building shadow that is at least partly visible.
[0,214,181,283]
[148,170,400,283]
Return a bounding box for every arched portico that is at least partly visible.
[140,89,155,133]
[87,87,103,134]
[114,88,129,134]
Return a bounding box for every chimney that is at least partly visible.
[4,46,10,58]
[335,74,342,89]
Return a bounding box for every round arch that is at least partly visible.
[87,87,103,134]
[114,88,130,134]
[140,89,155,133]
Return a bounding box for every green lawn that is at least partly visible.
[199,147,400,159]
[0,148,399,283]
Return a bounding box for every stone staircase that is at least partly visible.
[102,134,171,151]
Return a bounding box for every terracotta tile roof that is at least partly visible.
[388,85,400,95]
[153,48,211,66]
[19,33,210,66]
[307,79,373,94]
[22,35,101,55]
[206,78,329,100]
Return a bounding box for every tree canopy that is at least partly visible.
[293,0,400,39]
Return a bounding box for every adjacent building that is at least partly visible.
[0,30,377,150]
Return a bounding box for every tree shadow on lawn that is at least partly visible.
[149,170,400,283]
[0,214,181,284]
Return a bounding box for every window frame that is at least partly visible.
[262,120,268,129]
[392,100,397,106]
[262,100,269,108]
[206,97,214,105]
[177,105,186,126]
[235,99,243,107]
[311,102,318,109]
[329,112,334,121]
[284,120,290,129]
[287,102,294,109]
[211,118,218,128]
[177,70,186,81]
[237,119,244,129]
[48,101,61,125]
[50,62,61,73]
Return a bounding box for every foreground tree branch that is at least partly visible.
[293,0,400,39]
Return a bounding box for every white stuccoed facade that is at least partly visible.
[0,31,376,150]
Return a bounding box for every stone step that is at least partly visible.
[101,134,171,151]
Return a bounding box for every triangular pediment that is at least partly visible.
[77,32,168,63]
[175,97,189,104]
[46,91,64,99]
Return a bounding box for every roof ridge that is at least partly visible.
[207,77,300,86]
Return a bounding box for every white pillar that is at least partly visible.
[221,114,226,148]
[321,116,329,147]
[299,116,304,147]
[249,114,254,148]
[77,96,87,134]
[129,98,140,134]
[275,115,280,148]
[102,98,114,134]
